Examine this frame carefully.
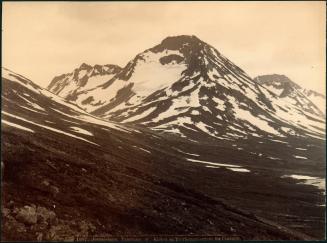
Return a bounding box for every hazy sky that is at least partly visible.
[2,1,326,93]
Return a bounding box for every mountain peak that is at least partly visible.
[254,74,325,115]
[161,35,202,44]
[255,74,301,89]
[48,63,122,97]
[149,35,206,53]
[79,63,92,70]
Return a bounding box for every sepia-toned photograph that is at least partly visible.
[1,1,326,241]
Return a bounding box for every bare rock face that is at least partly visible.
[44,220,96,241]
[15,205,38,225]
[7,204,57,227]
[2,202,96,241]
[36,206,57,225]
[3,214,27,234]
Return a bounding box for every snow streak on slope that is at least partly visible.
[2,111,98,146]
[2,67,141,139]
[2,119,35,133]
[303,89,326,115]
[73,79,131,112]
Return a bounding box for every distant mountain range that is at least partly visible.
[48,35,325,142]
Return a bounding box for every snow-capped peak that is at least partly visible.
[47,63,122,100]
[254,74,325,116]
[254,74,301,97]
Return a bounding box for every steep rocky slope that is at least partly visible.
[48,63,121,101]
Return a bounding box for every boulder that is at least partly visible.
[2,207,11,217]
[15,205,38,225]
[36,206,56,224]
[41,180,50,187]
[36,232,43,241]
[4,215,27,233]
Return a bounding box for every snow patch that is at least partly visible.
[191,110,200,115]
[212,97,226,111]
[294,155,308,159]
[206,165,220,168]
[2,111,98,146]
[227,168,250,173]
[133,146,151,154]
[295,148,307,151]
[70,126,93,136]
[2,119,35,133]
[282,174,325,191]
[130,50,187,95]
[123,107,157,123]
[233,106,281,136]
[176,148,200,157]
[271,139,288,144]
[186,158,241,168]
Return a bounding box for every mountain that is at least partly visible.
[254,74,325,115]
[47,63,121,101]
[2,67,325,240]
[303,89,325,115]
[49,35,325,142]
[254,74,301,97]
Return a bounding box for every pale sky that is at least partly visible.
[2,1,326,93]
